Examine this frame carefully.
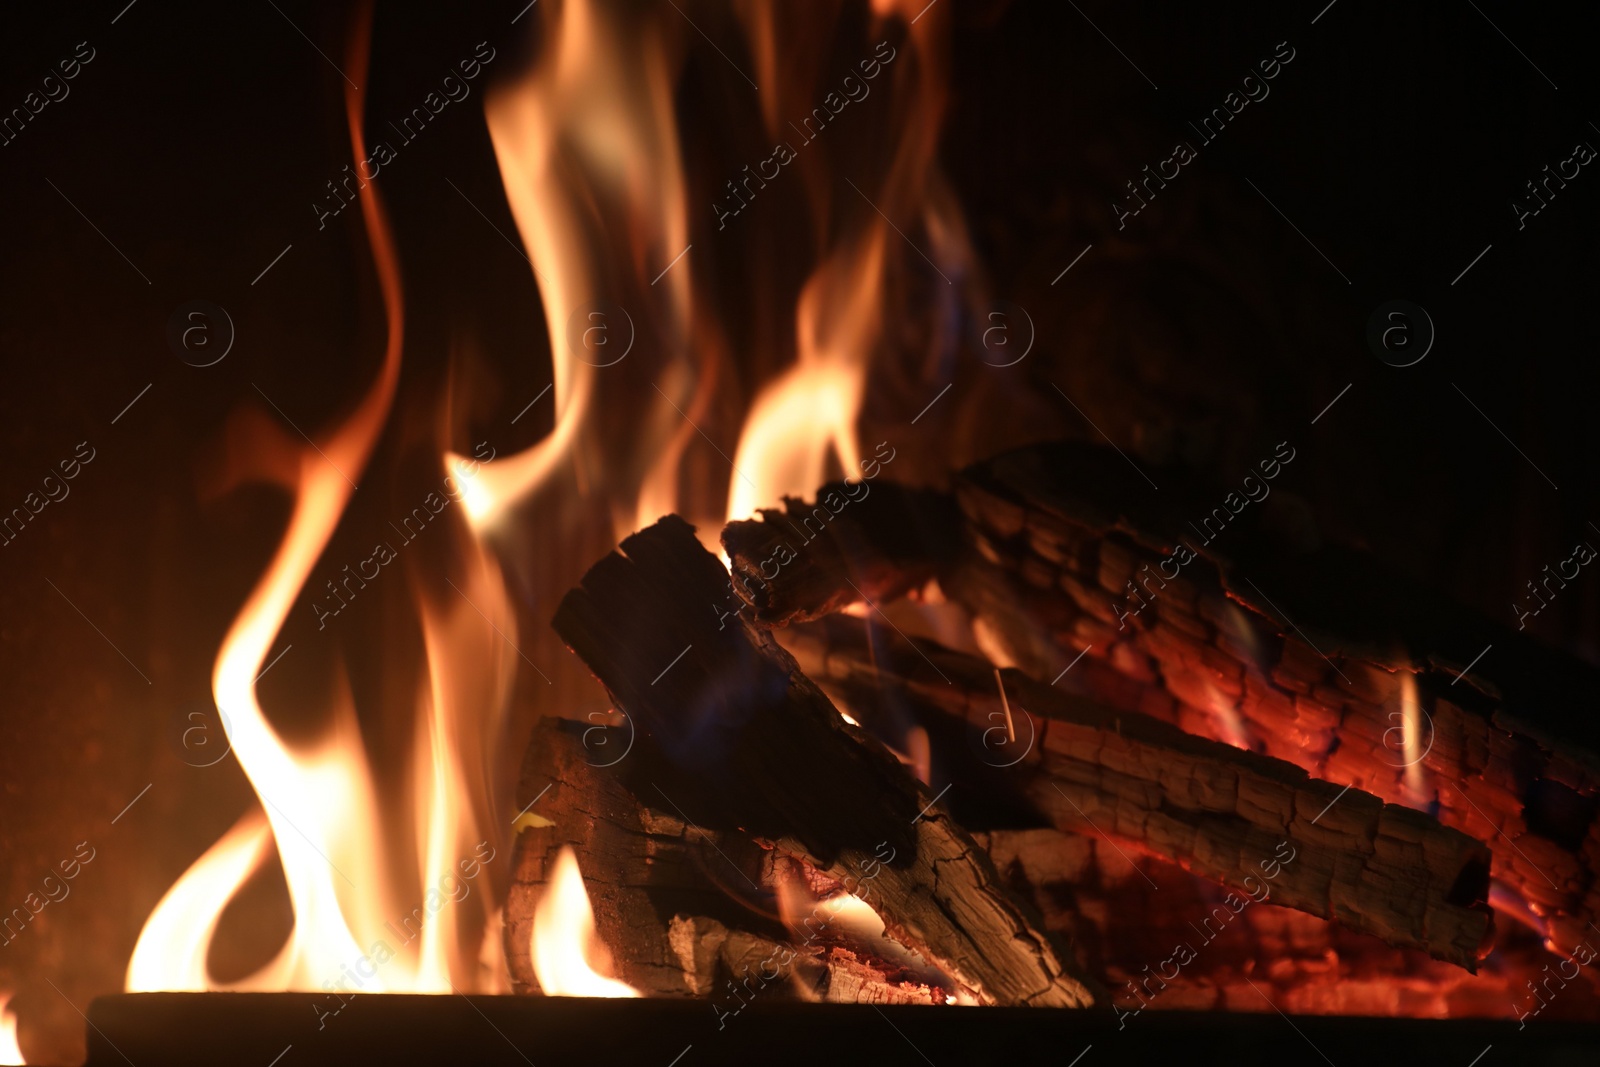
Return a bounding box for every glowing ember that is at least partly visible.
[530,847,640,998]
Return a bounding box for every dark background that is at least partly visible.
[0,1,1595,1061]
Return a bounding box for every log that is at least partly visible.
[975,827,1594,1021]
[668,916,944,1006]
[504,715,776,997]
[551,515,1099,1007]
[727,442,1600,974]
[721,481,961,627]
[506,717,953,1006]
[785,614,1496,970]
[950,441,1600,967]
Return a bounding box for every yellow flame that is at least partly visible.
[0,992,23,1065]
[531,847,640,997]
[453,0,694,535]
[408,545,514,991]
[125,3,497,994]
[126,812,274,991]
[725,253,879,523]
[452,457,495,527]
[724,6,951,525]
[1400,674,1427,800]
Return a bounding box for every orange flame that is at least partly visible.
[725,8,951,523]
[0,992,22,1066]
[452,0,697,537]
[128,4,496,995]
[1399,673,1429,802]
[530,847,640,997]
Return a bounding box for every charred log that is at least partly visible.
[504,716,775,997]
[786,615,1496,970]
[951,440,1600,967]
[667,916,944,1007]
[975,828,1583,1020]
[506,717,953,1006]
[721,481,961,627]
[550,515,1098,1007]
[727,441,1600,972]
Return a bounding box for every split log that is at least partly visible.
[785,614,1496,970]
[506,716,944,1004]
[668,916,943,1006]
[551,515,1098,1007]
[975,827,1595,1021]
[504,715,774,997]
[721,481,961,626]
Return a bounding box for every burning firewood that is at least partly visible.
[723,441,1600,978]
[948,441,1600,972]
[549,515,1099,1007]
[504,716,944,1005]
[720,480,962,626]
[974,828,1575,1020]
[666,916,945,1007]
[504,715,743,997]
[786,614,1495,970]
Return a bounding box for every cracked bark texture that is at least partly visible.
[722,442,1600,972]
[949,441,1600,968]
[788,615,1494,969]
[506,717,957,1008]
[550,515,1099,1007]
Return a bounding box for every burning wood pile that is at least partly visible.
[504,440,1600,1020]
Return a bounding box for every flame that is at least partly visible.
[726,357,869,522]
[452,0,697,536]
[127,812,275,991]
[129,0,965,1005]
[530,847,640,997]
[128,4,498,995]
[725,3,951,523]
[0,992,22,1065]
[408,543,515,991]
[1489,880,1548,939]
[1399,674,1429,801]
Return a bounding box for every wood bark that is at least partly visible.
[950,441,1600,967]
[551,515,1099,1007]
[721,481,961,626]
[506,716,956,1006]
[504,715,769,997]
[785,615,1496,970]
[724,441,1600,973]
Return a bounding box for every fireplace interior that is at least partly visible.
[1,0,1598,1063]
